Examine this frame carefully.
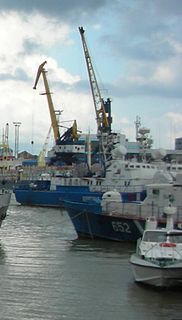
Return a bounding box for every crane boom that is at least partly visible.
[33,61,60,142]
[79,27,110,136]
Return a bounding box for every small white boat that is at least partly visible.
[130,205,182,288]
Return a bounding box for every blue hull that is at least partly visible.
[64,201,182,242]
[14,180,146,207]
[15,189,63,207]
[64,200,146,242]
[14,185,102,207]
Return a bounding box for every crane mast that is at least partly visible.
[79,27,110,136]
[33,61,60,142]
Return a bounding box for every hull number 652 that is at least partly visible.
[111,221,131,233]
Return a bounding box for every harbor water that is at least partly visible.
[0,197,181,320]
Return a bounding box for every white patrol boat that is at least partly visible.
[130,205,182,287]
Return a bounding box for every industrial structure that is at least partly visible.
[33,61,86,166]
[79,27,112,136]
[79,26,128,169]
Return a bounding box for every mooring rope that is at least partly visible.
[85,212,94,240]
[64,208,94,240]
[60,209,85,225]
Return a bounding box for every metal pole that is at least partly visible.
[13,122,21,159]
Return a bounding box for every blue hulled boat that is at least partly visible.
[64,181,182,242]
[64,199,145,241]
[14,180,102,207]
[14,176,147,207]
[14,142,172,207]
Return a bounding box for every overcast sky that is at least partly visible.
[0,0,181,154]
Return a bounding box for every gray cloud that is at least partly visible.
[152,0,182,17]
[100,0,182,62]
[0,0,114,22]
[1,0,182,101]
[113,81,182,99]
[23,39,41,54]
[0,68,29,81]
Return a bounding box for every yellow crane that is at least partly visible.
[33,61,60,142]
[79,27,110,136]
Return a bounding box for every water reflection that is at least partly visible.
[126,281,182,319]
[70,237,135,255]
[0,241,6,264]
[0,204,181,320]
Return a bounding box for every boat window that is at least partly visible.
[142,165,146,168]
[143,231,166,242]
[147,165,150,168]
[136,165,140,168]
[168,234,182,243]
[130,165,134,168]
[152,189,159,196]
[169,194,174,202]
